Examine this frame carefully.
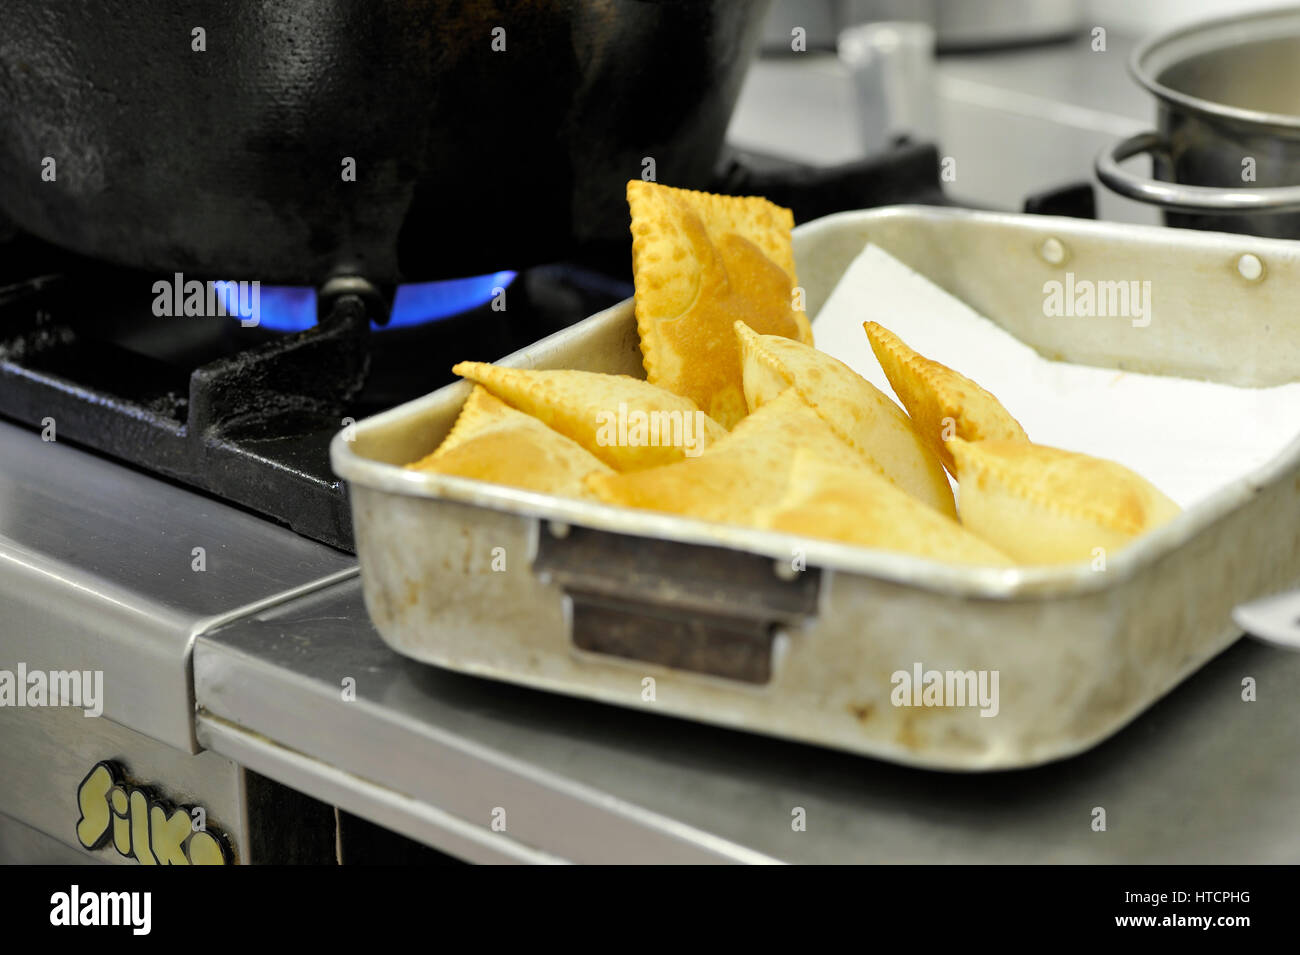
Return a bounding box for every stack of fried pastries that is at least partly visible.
[405,181,1180,566]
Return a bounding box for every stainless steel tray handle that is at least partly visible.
[1096,132,1300,213]
[1233,589,1300,651]
[535,525,821,685]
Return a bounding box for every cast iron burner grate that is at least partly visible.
[0,244,629,551]
[0,144,984,552]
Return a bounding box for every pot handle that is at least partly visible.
[1096,132,1300,213]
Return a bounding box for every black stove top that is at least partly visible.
[0,144,960,551]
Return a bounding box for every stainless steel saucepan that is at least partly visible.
[1096,7,1300,238]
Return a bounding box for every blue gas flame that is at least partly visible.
[236,271,518,333]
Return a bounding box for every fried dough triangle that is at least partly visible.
[585,388,868,526]
[864,321,1029,476]
[451,362,726,471]
[756,450,1013,566]
[737,321,956,517]
[948,438,1180,565]
[407,385,611,500]
[628,179,812,429]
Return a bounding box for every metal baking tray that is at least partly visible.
[331,206,1300,770]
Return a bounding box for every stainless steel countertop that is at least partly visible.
[0,420,357,751]
[9,31,1298,864]
[194,577,1300,863]
[727,31,1160,223]
[188,33,1300,863]
[6,414,1288,862]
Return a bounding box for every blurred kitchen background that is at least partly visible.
[729,0,1291,224]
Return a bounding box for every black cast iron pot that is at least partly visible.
[0,0,770,285]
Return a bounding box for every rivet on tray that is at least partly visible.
[773,559,799,582]
[1237,253,1264,282]
[1039,237,1066,265]
[547,520,571,539]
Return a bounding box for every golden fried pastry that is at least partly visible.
[948,438,1180,565]
[756,450,1013,566]
[736,322,956,517]
[408,386,611,499]
[627,179,812,429]
[451,361,726,471]
[863,321,1029,476]
[586,388,869,526]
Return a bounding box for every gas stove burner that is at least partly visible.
[387,272,518,330]
[251,271,519,334]
[0,142,951,551]
[0,250,627,551]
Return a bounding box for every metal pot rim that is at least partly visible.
[1131,6,1300,133]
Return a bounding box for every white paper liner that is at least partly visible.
[811,243,1300,508]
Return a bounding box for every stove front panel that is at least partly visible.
[0,420,358,751]
[0,701,248,864]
